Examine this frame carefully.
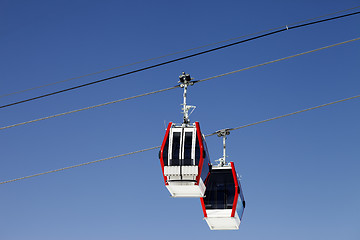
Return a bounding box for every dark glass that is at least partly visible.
[171,132,181,166]
[183,132,193,165]
[195,135,200,165]
[200,137,210,181]
[237,179,245,219]
[162,136,169,166]
[183,158,192,165]
[239,181,245,207]
[203,169,236,209]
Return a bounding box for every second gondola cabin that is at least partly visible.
[159,121,210,197]
[200,162,245,230]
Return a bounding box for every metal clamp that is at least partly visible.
[178,72,196,125]
[214,129,231,166]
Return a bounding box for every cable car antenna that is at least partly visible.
[215,129,231,166]
[178,72,196,126]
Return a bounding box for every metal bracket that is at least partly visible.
[178,72,196,125]
[214,129,231,166]
[216,128,231,137]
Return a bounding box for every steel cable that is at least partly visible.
[0,146,160,185]
[1,37,359,131]
[1,11,359,109]
[195,37,360,84]
[0,86,179,130]
[205,94,360,137]
[1,93,359,185]
[1,5,359,99]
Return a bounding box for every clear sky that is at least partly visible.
[1,0,359,239]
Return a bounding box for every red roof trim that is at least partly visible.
[159,122,172,185]
[230,162,239,217]
[195,122,204,185]
[200,197,207,217]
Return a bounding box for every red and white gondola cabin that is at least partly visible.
[159,121,210,197]
[200,162,245,230]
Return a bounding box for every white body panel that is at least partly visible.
[164,166,181,176]
[164,165,198,177]
[204,209,241,230]
[165,177,205,197]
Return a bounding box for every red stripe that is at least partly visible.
[230,162,239,217]
[200,198,207,217]
[195,122,204,185]
[159,122,172,185]
[204,169,210,185]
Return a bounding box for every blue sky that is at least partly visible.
[1,1,359,239]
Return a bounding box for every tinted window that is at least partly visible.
[237,200,245,220]
[237,180,245,220]
[203,169,235,209]
[183,132,193,165]
[171,132,181,165]
[200,138,210,181]
[162,136,169,166]
[195,135,200,165]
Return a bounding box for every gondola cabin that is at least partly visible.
[200,162,245,230]
[159,122,210,197]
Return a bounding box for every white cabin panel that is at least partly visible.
[181,165,198,175]
[204,210,241,230]
[165,178,205,197]
[164,166,180,176]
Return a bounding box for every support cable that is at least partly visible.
[1,94,359,185]
[1,5,359,99]
[1,37,359,131]
[205,94,360,137]
[194,38,360,84]
[0,86,179,131]
[1,10,359,109]
[0,146,160,185]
